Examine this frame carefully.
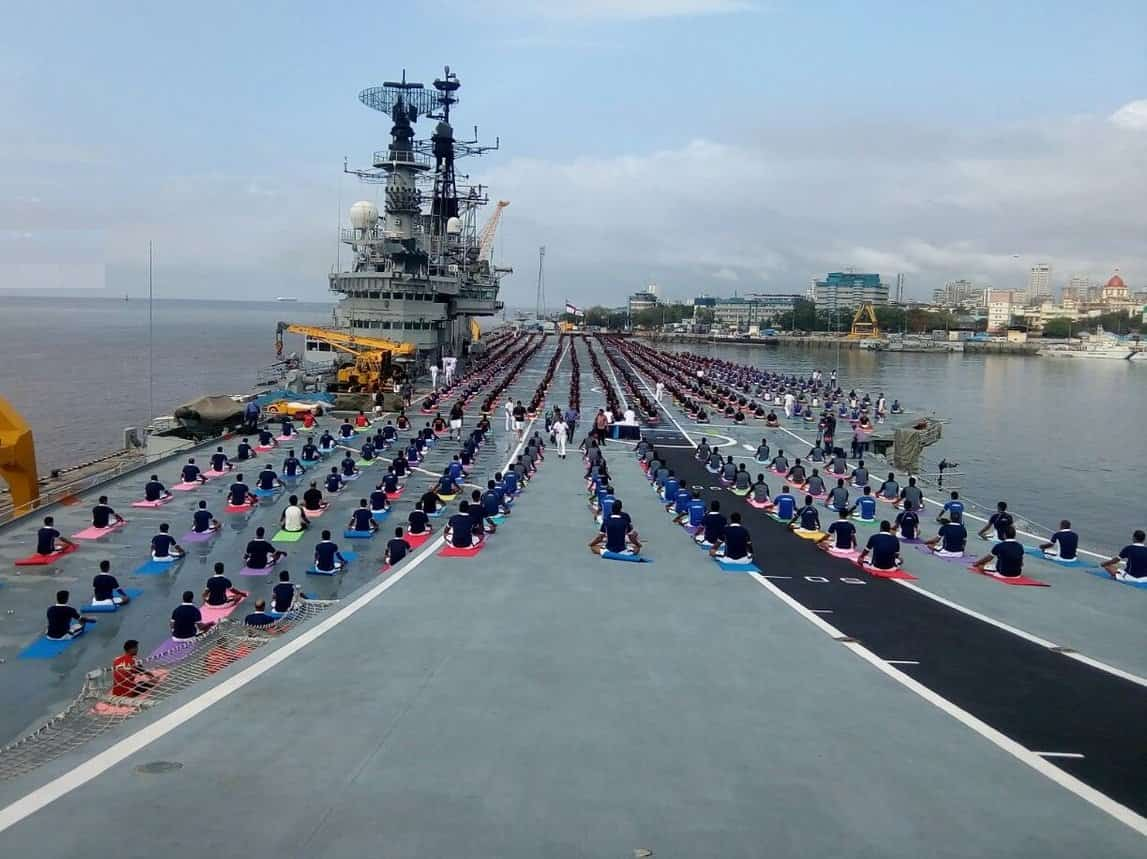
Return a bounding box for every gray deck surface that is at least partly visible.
[0,340,1143,857]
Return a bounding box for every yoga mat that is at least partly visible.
[304,506,327,518]
[344,529,375,539]
[439,543,484,558]
[148,637,197,664]
[386,490,405,500]
[1084,568,1147,590]
[82,588,144,612]
[793,529,826,541]
[134,558,181,576]
[968,566,1049,588]
[370,509,390,521]
[200,596,246,623]
[131,497,171,508]
[406,531,431,548]
[858,562,917,581]
[601,551,651,563]
[172,481,202,492]
[181,529,218,543]
[766,512,791,524]
[437,492,459,502]
[489,514,507,526]
[714,557,759,573]
[305,550,357,575]
[204,469,231,478]
[913,544,968,565]
[1022,545,1085,567]
[14,544,78,566]
[826,547,861,562]
[19,623,94,659]
[238,562,278,577]
[747,499,773,510]
[272,529,307,543]
[256,444,277,452]
[72,522,125,540]
[254,487,280,498]
[428,508,446,519]
[225,502,256,513]
[276,434,295,442]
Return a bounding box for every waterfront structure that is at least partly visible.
[692,293,801,330]
[628,285,659,318]
[329,68,506,365]
[813,272,888,308]
[987,299,1014,332]
[1026,263,1052,303]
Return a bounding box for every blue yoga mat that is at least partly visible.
[1082,567,1147,590]
[255,487,280,498]
[343,530,375,539]
[134,559,181,576]
[1022,545,1091,568]
[714,558,760,573]
[601,551,651,563]
[306,550,357,575]
[19,623,95,659]
[82,588,145,612]
[371,509,390,521]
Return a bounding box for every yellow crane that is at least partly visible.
[0,395,39,515]
[275,322,416,391]
[478,200,509,263]
[847,303,882,339]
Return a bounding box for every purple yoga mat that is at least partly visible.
[913,544,968,565]
[182,530,217,543]
[148,637,197,664]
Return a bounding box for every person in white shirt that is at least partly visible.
[654,381,665,402]
[783,392,795,418]
[280,495,310,533]
[622,408,636,424]
[551,418,568,458]
[503,397,514,432]
[429,364,439,390]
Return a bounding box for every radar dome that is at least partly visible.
[349,201,379,230]
[446,216,463,235]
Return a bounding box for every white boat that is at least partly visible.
[276,296,299,302]
[1039,342,1133,360]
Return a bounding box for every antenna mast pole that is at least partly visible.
[147,241,154,423]
[536,245,546,320]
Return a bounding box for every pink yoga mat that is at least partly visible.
[968,566,1049,587]
[172,481,201,492]
[199,595,246,623]
[826,547,861,561]
[72,522,125,540]
[857,561,917,581]
[131,497,171,508]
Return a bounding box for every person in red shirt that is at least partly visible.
[111,640,160,698]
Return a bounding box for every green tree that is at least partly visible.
[694,307,715,328]
[1040,318,1073,338]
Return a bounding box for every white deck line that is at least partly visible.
[747,572,1147,838]
[0,344,567,836]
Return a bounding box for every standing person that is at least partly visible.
[655,380,665,402]
[429,363,439,390]
[449,401,465,441]
[512,400,527,447]
[551,415,568,459]
[593,409,608,446]
[564,404,578,442]
[243,400,260,433]
[503,397,515,432]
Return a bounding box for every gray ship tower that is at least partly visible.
[331,67,508,364]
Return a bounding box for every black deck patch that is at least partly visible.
[656,443,1147,817]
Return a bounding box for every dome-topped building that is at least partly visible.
[1102,270,1130,300]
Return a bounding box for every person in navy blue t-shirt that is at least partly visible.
[858,521,901,570]
[710,512,751,562]
[1039,520,1079,561]
[408,503,431,536]
[191,500,219,534]
[313,530,347,572]
[272,571,298,613]
[150,524,184,560]
[91,496,124,530]
[590,500,642,555]
[348,500,378,534]
[926,521,968,555]
[791,497,821,532]
[36,517,74,556]
[170,591,206,640]
[143,475,169,502]
[1103,529,1147,582]
[972,525,1024,577]
[384,528,411,567]
[698,500,727,546]
[258,466,282,492]
[978,501,1014,541]
[445,503,479,549]
[244,526,284,571]
[821,510,857,551]
[180,458,206,485]
[893,502,920,540]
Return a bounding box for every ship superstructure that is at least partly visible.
[328,67,508,368]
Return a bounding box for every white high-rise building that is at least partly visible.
[1026,263,1052,303]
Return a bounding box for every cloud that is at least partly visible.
[1110,100,1147,131]
[481,106,1147,304]
[490,0,755,20]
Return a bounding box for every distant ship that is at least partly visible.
[1039,327,1146,361]
[276,296,299,302]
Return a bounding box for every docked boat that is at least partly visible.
[1039,328,1143,360]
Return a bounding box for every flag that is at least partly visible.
[564,302,584,317]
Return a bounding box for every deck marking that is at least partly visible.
[0,347,564,836]
[762,575,792,580]
[746,571,1147,837]
[885,660,920,666]
[811,609,834,614]
[894,580,1147,689]
[1034,752,1086,759]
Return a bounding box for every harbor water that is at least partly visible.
[666,341,1146,553]
[0,296,1142,553]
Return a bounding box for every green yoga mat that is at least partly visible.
[272,529,307,543]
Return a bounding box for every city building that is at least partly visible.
[1101,271,1131,304]
[691,294,801,330]
[1063,275,1090,302]
[1026,263,1052,304]
[628,284,659,319]
[813,272,888,308]
[987,299,1014,332]
[931,279,985,308]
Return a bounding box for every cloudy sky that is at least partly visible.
[1,0,1144,305]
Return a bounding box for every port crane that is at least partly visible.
[477,200,509,263]
[275,323,417,392]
